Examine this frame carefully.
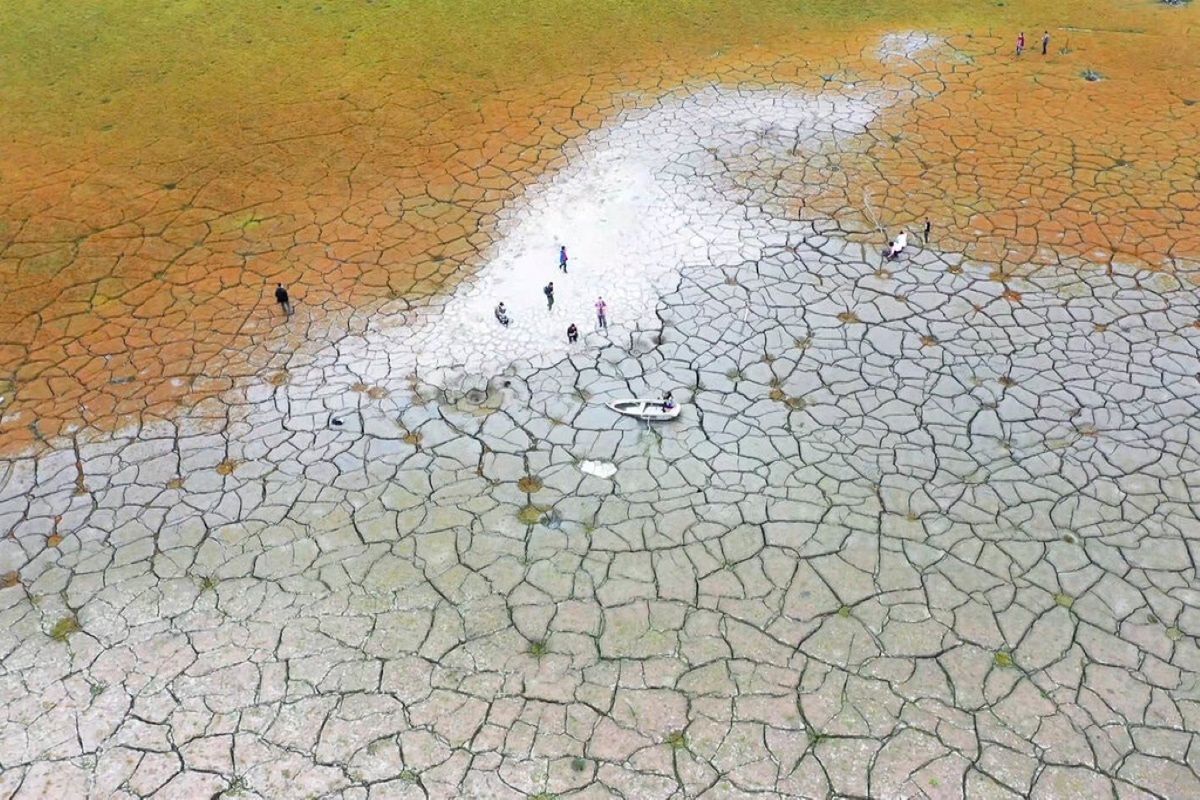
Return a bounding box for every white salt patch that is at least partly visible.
[344,84,886,388]
[580,460,618,479]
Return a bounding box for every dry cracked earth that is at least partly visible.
[3,24,1200,800]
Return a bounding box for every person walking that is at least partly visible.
[567,323,578,343]
[1016,32,1025,56]
[923,219,932,244]
[595,296,608,329]
[1041,31,1050,56]
[544,282,555,310]
[274,283,292,317]
[558,246,568,273]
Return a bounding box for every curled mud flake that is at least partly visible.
[166,477,185,490]
[785,396,807,410]
[46,534,63,548]
[366,386,389,399]
[947,264,963,274]
[215,459,238,476]
[267,371,290,387]
[402,431,422,447]
[350,382,370,393]
[1,572,20,588]
[920,334,938,347]
[1003,289,1023,303]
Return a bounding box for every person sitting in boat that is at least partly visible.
[495,302,511,327]
[661,390,675,411]
[886,230,908,262]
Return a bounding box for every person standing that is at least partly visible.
[274,283,292,316]
[595,296,608,329]
[559,246,568,273]
[544,282,555,310]
[923,219,932,244]
[1016,32,1025,56]
[567,323,578,343]
[1042,31,1050,56]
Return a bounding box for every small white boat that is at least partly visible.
[607,398,681,421]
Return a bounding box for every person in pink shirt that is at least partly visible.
[595,297,608,329]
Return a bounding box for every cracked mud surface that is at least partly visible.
[4,7,1200,800]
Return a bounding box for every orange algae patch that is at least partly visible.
[1,1,1199,453]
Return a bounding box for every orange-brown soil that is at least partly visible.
[2,3,1199,454]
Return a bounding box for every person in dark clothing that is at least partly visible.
[923,219,932,243]
[595,296,608,329]
[567,323,578,343]
[559,246,569,273]
[274,283,292,316]
[1042,31,1050,56]
[495,302,511,327]
[544,282,555,310]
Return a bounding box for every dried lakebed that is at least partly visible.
[3,36,1200,800]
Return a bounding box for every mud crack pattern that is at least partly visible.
[3,28,1200,800]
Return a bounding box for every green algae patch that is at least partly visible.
[49,615,81,641]
[517,504,547,525]
[993,650,1014,668]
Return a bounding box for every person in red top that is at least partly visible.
[1016,32,1025,56]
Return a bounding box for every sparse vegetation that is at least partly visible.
[994,650,1014,668]
[666,730,688,750]
[528,639,548,657]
